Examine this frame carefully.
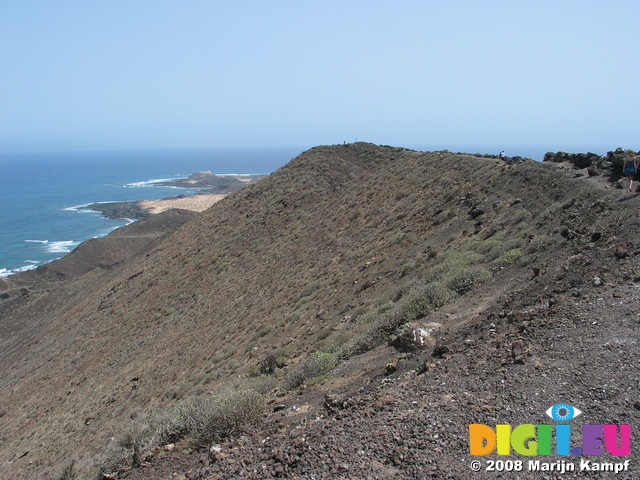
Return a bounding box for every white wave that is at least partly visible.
[45,241,78,253]
[65,202,122,214]
[24,239,79,253]
[64,203,99,214]
[102,219,136,235]
[125,178,180,188]
[64,204,88,211]
[0,264,38,277]
[14,264,37,273]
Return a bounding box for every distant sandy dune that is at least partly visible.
[137,193,227,214]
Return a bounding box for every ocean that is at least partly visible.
[0,147,300,276]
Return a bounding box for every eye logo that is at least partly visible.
[545,403,582,421]
[470,403,631,457]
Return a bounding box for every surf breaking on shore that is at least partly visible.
[1,172,265,277]
[0,241,83,277]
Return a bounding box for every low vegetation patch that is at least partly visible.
[528,234,552,253]
[433,209,457,225]
[496,248,524,266]
[283,351,338,390]
[338,282,455,359]
[188,389,266,444]
[102,388,266,475]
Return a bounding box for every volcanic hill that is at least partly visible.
[1,143,639,479]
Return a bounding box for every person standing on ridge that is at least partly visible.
[623,150,638,193]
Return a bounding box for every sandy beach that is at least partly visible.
[136,193,227,214]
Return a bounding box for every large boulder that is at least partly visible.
[388,322,442,352]
[606,147,636,170]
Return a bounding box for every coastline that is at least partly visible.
[87,172,266,219]
[1,171,266,278]
[1,176,243,284]
[1,190,224,284]
[0,144,293,278]
[87,192,228,219]
[2,208,198,293]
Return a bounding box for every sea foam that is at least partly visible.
[125,178,182,188]
[25,240,79,253]
[0,263,38,277]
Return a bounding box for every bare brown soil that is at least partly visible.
[1,143,639,479]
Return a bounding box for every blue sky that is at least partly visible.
[1,1,638,158]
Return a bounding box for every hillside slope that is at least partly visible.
[0,143,638,479]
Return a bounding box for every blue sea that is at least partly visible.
[0,147,300,276]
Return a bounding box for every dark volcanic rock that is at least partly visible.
[156,171,266,193]
[543,151,603,168]
[87,201,149,220]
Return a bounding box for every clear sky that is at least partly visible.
[1,1,638,158]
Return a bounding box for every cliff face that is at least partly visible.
[0,143,638,479]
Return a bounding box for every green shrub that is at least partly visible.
[166,381,195,400]
[470,238,504,259]
[512,209,532,223]
[433,209,456,225]
[542,202,563,220]
[251,325,272,341]
[394,189,410,200]
[496,248,523,265]
[430,250,485,272]
[338,282,456,359]
[191,389,265,444]
[283,352,338,390]
[504,237,524,250]
[106,410,172,472]
[528,234,552,253]
[320,331,354,354]
[260,345,296,374]
[398,283,455,319]
[422,250,491,295]
[443,267,492,295]
[228,375,278,395]
[103,388,266,474]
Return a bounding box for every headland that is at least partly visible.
[87,171,266,219]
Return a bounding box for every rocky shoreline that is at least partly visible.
[87,200,152,220]
[87,171,267,219]
[154,170,266,190]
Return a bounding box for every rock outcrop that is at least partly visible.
[388,322,441,352]
[543,147,637,177]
